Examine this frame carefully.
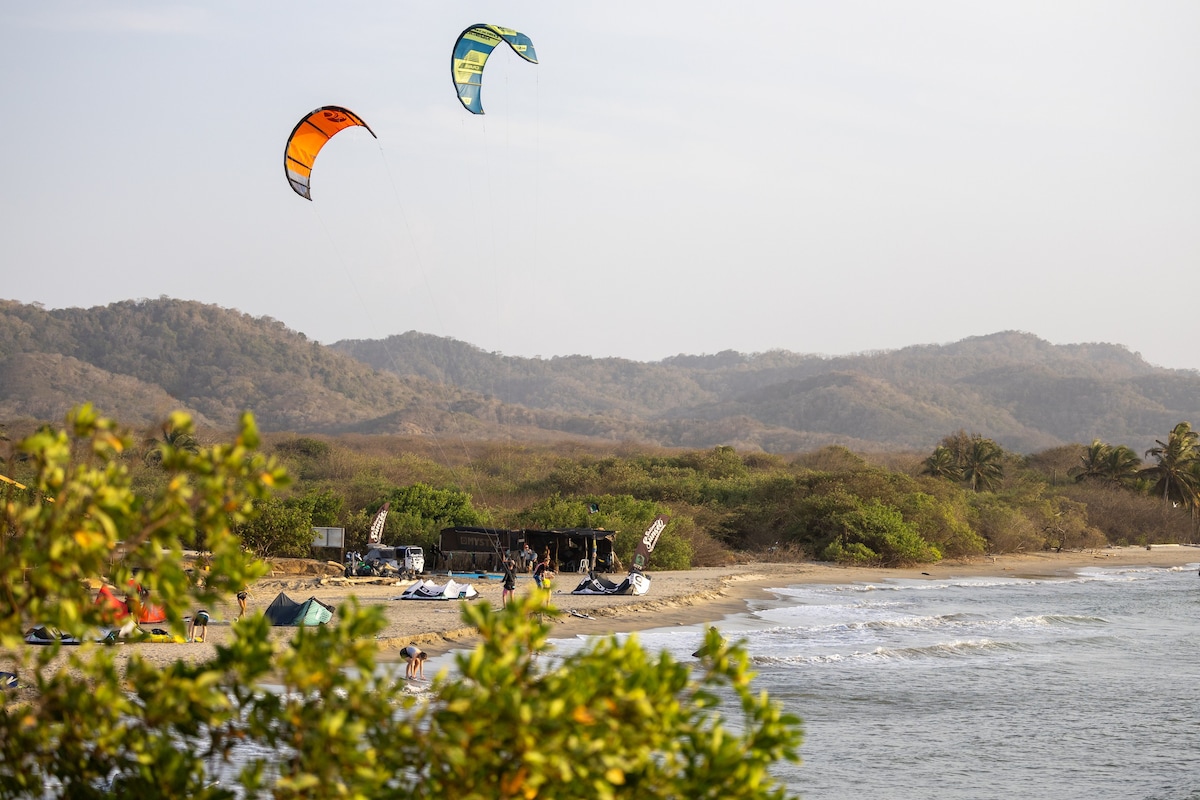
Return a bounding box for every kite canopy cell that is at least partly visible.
[284,106,376,200]
[451,24,538,114]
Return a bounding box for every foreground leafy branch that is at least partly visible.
[0,408,802,799]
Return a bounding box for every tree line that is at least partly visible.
[29,416,1186,571]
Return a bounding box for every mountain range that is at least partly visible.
[1,298,1196,455]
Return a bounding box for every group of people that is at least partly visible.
[179,584,431,682]
[498,545,555,605]
[176,545,557,685]
[181,552,547,676]
[406,541,552,682]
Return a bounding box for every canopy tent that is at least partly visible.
[528,528,617,574]
[263,592,334,626]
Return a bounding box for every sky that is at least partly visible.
[2,2,1198,369]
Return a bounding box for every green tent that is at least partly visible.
[264,592,334,626]
[295,597,334,626]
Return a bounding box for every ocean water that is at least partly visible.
[548,562,1200,800]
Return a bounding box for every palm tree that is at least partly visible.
[921,446,962,481]
[1069,440,1110,483]
[1070,440,1142,488]
[1140,421,1200,513]
[161,424,200,454]
[143,419,201,465]
[1101,445,1142,487]
[960,436,1005,492]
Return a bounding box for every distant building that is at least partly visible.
[437,526,617,574]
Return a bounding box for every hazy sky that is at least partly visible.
[2,2,1197,368]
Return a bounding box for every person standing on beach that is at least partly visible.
[521,542,535,573]
[236,587,249,619]
[501,558,517,605]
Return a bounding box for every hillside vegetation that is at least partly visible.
[9,416,1192,572]
[1,297,1197,456]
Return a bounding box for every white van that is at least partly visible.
[398,546,424,577]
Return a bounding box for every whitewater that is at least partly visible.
[551,561,1200,799]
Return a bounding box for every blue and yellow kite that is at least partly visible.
[451,24,538,114]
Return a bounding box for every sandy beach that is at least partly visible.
[103,545,1200,669]
[12,545,1200,681]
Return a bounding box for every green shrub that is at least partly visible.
[821,539,877,565]
[832,500,942,566]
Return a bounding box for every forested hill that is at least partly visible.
[1,298,1196,455]
[0,298,563,441]
[333,330,1200,454]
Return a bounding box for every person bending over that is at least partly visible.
[401,644,428,680]
[532,555,554,589]
[188,609,210,643]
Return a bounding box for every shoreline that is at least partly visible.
[274,544,1200,661]
[12,546,1200,676]
[499,545,1200,659]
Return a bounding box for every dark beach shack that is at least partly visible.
[434,526,517,573]
[522,528,618,574]
[437,526,618,574]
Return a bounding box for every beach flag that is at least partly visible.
[631,515,668,573]
[367,502,390,545]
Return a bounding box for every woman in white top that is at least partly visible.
[401,645,428,680]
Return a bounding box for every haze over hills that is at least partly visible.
[0,298,1196,455]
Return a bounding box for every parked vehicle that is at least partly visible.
[398,546,425,577]
[364,546,424,579]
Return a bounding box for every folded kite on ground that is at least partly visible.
[397,579,479,601]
